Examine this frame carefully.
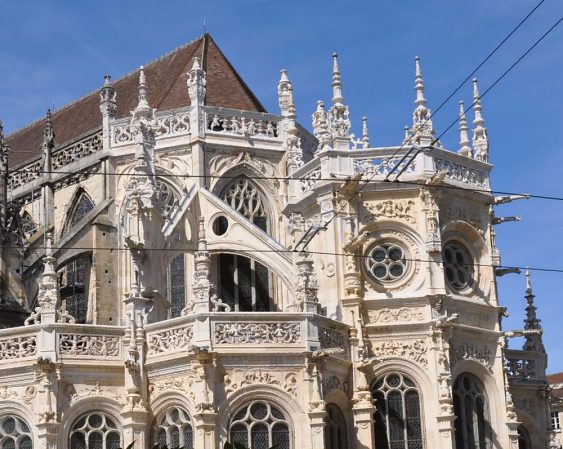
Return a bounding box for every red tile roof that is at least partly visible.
[548,372,563,385]
[5,34,266,168]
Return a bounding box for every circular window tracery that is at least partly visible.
[229,401,290,449]
[155,178,180,218]
[69,412,120,449]
[365,242,408,283]
[0,416,32,449]
[443,241,473,291]
[153,406,193,449]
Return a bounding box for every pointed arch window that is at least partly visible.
[372,373,424,449]
[218,254,272,312]
[167,254,186,318]
[325,404,348,449]
[20,211,36,238]
[453,373,491,449]
[64,190,94,235]
[221,177,268,232]
[59,254,91,324]
[229,401,291,449]
[152,406,193,449]
[0,415,33,449]
[69,412,121,449]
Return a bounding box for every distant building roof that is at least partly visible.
[5,33,265,168]
[548,372,563,400]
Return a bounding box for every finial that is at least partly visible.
[523,267,545,353]
[458,101,472,157]
[131,66,155,124]
[472,78,489,162]
[104,74,112,86]
[361,116,370,148]
[414,56,427,108]
[525,268,533,295]
[331,52,344,105]
[187,57,206,109]
[278,68,294,116]
[44,109,55,143]
[191,57,202,71]
[280,68,289,82]
[197,216,207,250]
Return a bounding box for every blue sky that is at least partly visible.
[1,1,562,370]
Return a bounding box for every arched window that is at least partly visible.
[20,211,36,238]
[229,401,291,449]
[517,425,531,449]
[153,406,193,449]
[64,190,95,235]
[59,254,91,324]
[221,177,268,232]
[0,415,33,449]
[218,254,272,311]
[167,254,185,318]
[325,404,347,449]
[372,373,423,449]
[155,178,180,219]
[69,412,120,449]
[453,373,491,449]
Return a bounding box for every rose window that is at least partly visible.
[443,242,473,291]
[365,243,408,283]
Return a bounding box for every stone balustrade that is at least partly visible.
[204,106,282,140]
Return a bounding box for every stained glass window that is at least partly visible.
[453,374,490,449]
[372,373,423,449]
[218,254,272,312]
[229,401,290,449]
[168,254,185,318]
[65,191,95,233]
[0,416,33,449]
[222,178,268,232]
[325,404,347,449]
[443,241,473,291]
[69,412,120,449]
[152,406,193,449]
[59,254,91,324]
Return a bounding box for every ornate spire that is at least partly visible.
[294,251,319,313]
[408,56,439,146]
[41,110,55,173]
[185,217,213,314]
[472,78,489,162]
[99,74,117,118]
[312,100,331,154]
[523,269,545,353]
[131,66,155,124]
[458,101,472,157]
[361,116,370,148]
[327,53,351,148]
[0,120,7,171]
[280,70,303,173]
[187,57,206,106]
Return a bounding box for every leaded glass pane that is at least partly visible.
[271,424,290,449]
[230,424,248,447]
[0,416,33,449]
[183,425,194,449]
[170,427,180,448]
[70,412,120,449]
[106,432,120,449]
[237,255,253,311]
[153,407,193,449]
[169,255,185,318]
[251,423,269,449]
[60,254,90,324]
[20,437,32,449]
[3,440,15,449]
[442,242,473,291]
[454,374,490,449]
[3,418,15,434]
[88,432,103,449]
[254,261,270,312]
[68,193,95,231]
[71,432,86,449]
[230,402,291,449]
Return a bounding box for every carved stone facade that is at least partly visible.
[0,33,550,449]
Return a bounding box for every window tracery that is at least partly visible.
[0,416,33,449]
[69,412,120,449]
[65,191,95,234]
[59,254,91,324]
[155,178,180,218]
[372,373,423,449]
[153,406,193,449]
[453,373,490,449]
[229,401,291,449]
[325,404,347,449]
[221,178,268,232]
[365,242,408,283]
[443,241,473,291]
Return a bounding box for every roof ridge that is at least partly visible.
[6,34,206,139]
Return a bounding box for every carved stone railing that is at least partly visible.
[0,332,38,362]
[214,321,301,345]
[58,333,120,357]
[318,326,347,350]
[353,154,417,179]
[111,108,191,146]
[506,357,538,381]
[299,167,322,193]
[204,106,282,140]
[9,159,43,190]
[51,132,103,170]
[146,321,194,355]
[434,157,487,188]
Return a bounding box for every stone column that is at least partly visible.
[35,422,59,449]
[120,412,148,449]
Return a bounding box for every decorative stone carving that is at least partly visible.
[59,334,120,357]
[371,338,428,368]
[147,325,193,354]
[300,168,321,193]
[0,385,18,400]
[0,335,37,360]
[318,327,346,351]
[441,204,483,231]
[451,343,494,370]
[368,307,425,324]
[206,111,279,139]
[8,159,43,189]
[505,357,537,380]
[214,322,301,344]
[65,382,122,405]
[149,376,196,401]
[420,188,441,252]
[353,156,416,177]
[367,200,415,223]
[434,158,486,187]
[51,132,103,169]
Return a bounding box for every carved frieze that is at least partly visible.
[59,334,120,357]
[214,322,301,345]
[147,325,193,354]
[434,158,486,187]
[441,204,483,231]
[64,382,122,405]
[0,335,37,360]
[149,376,196,401]
[451,343,494,370]
[318,327,347,351]
[371,338,428,368]
[366,200,416,223]
[223,369,299,396]
[368,307,425,324]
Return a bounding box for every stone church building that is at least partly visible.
[0,33,554,449]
